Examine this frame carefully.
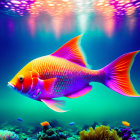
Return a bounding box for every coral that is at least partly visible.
[19,132,29,140]
[0,122,40,139]
[0,130,19,140]
[40,121,51,133]
[79,125,122,140]
[37,126,77,140]
[115,127,136,140]
[37,127,60,140]
[37,131,60,140]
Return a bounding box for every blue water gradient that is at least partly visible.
[0,13,140,128]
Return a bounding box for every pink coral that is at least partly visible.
[0,130,19,140]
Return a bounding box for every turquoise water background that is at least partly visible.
[0,13,140,128]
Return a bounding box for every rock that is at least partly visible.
[46,129,55,136]
[15,129,20,133]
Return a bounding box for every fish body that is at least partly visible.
[69,122,75,125]
[10,54,98,101]
[28,55,98,100]
[40,121,50,126]
[122,121,130,127]
[17,118,23,122]
[8,35,140,112]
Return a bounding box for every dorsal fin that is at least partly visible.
[51,35,87,67]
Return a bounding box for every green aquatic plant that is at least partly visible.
[79,125,122,140]
[0,130,19,140]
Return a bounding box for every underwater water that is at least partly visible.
[0,0,140,139]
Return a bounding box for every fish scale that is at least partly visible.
[32,55,93,97]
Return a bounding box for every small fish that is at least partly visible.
[8,35,140,112]
[40,121,50,126]
[17,118,23,122]
[69,122,75,126]
[122,121,130,127]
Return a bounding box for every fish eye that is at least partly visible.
[19,76,24,83]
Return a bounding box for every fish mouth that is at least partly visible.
[8,82,15,89]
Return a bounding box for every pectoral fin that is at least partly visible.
[39,78,57,94]
[41,99,67,112]
[66,85,92,98]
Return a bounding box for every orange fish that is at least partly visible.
[8,36,140,112]
[122,121,130,127]
[40,121,50,126]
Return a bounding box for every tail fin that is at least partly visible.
[101,50,140,97]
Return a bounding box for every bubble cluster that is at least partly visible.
[0,0,74,16]
[0,0,140,16]
[29,0,74,16]
[0,0,35,16]
[94,0,140,16]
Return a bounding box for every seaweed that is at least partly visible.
[80,125,122,140]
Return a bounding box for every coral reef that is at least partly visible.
[80,125,122,140]
[0,122,40,140]
[0,120,140,140]
[0,130,19,140]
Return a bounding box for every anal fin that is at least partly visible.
[41,99,67,112]
[66,85,92,98]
